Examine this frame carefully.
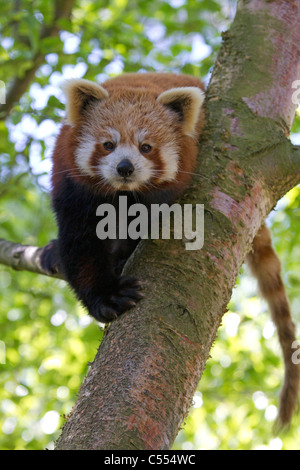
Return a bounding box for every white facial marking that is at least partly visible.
[75,136,97,176]
[158,143,179,182]
[99,144,154,190]
[135,129,151,145]
[100,128,121,144]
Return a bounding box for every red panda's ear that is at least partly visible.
[157,87,204,137]
[62,79,109,126]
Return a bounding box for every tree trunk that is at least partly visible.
[53,0,300,450]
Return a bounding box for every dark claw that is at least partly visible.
[89,302,118,323]
[110,296,137,311]
[119,289,145,300]
[88,276,144,323]
[118,276,144,290]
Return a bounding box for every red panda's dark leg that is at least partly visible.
[59,244,143,323]
[48,176,144,323]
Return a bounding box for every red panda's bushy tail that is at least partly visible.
[246,224,300,428]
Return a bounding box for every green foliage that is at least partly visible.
[0,0,299,450]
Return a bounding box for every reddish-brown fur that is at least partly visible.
[247,225,300,427]
[52,73,205,196]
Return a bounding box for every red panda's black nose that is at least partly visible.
[117,159,135,177]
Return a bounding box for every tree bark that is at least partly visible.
[52,0,300,450]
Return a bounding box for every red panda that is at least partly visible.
[41,72,299,427]
[43,72,206,324]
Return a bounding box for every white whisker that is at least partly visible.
[149,168,209,180]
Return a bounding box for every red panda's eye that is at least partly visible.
[140,144,152,154]
[103,141,115,151]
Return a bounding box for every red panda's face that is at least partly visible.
[74,100,182,192]
[62,79,204,193]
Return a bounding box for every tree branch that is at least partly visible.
[0,239,62,279]
[0,0,75,120]
[291,144,300,166]
[249,139,300,200]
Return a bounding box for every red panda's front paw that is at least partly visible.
[90,277,144,323]
[110,276,144,313]
[40,240,61,275]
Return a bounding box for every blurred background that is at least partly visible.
[0,0,300,450]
